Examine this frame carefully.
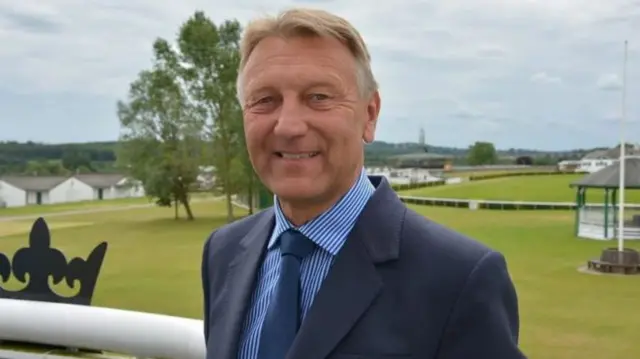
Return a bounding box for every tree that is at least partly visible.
[467,141,497,165]
[62,150,94,173]
[237,137,260,215]
[515,156,533,165]
[116,55,202,220]
[533,154,557,166]
[24,160,69,176]
[117,10,254,221]
[170,12,245,222]
[116,11,249,222]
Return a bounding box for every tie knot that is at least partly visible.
[279,230,315,259]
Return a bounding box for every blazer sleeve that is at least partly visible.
[436,251,528,359]
[201,233,213,343]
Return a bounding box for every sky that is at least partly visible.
[0,0,639,150]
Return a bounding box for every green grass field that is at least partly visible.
[0,192,214,218]
[1,199,639,359]
[0,199,236,319]
[0,197,154,218]
[401,173,640,203]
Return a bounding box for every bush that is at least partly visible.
[390,180,446,192]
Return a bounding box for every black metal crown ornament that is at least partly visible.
[0,217,108,306]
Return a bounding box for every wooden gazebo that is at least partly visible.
[569,157,640,240]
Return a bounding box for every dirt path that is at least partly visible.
[0,197,224,223]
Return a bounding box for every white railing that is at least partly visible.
[0,298,205,359]
[398,196,640,211]
[578,222,640,240]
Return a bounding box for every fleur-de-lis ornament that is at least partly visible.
[0,217,108,305]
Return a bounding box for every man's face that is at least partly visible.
[241,36,380,206]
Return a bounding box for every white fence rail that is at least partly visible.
[398,196,640,211]
[0,298,205,359]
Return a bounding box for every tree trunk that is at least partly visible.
[179,193,195,220]
[247,175,254,215]
[221,148,235,222]
[225,191,234,222]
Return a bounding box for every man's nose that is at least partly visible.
[273,99,308,138]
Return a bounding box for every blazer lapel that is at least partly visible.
[211,210,274,359]
[287,177,405,359]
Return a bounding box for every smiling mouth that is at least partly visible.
[275,152,320,159]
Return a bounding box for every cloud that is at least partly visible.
[0,0,639,151]
[0,7,63,34]
[603,110,638,123]
[530,72,562,85]
[597,73,623,91]
[452,107,484,120]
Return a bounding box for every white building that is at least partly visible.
[558,146,640,174]
[0,174,145,208]
[575,159,617,173]
[366,167,442,184]
[573,149,616,173]
[0,176,68,207]
[74,174,145,200]
[557,159,582,172]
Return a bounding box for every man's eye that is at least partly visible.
[255,96,274,104]
[309,94,329,101]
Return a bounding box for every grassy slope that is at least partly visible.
[0,193,213,218]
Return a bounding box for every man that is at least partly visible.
[201,8,526,359]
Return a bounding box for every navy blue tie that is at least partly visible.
[258,229,316,359]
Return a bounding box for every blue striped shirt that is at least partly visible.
[237,169,376,359]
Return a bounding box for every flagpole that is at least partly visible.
[617,40,628,252]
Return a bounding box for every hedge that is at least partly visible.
[390,180,446,192]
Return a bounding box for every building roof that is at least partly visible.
[0,173,129,192]
[582,146,640,160]
[0,176,68,191]
[582,149,609,160]
[605,146,640,158]
[74,173,126,188]
[570,157,640,189]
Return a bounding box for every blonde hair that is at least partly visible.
[236,8,378,102]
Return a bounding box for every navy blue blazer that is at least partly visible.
[201,176,527,359]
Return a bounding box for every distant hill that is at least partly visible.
[0,141,117,175]
[0,140,595,175]
[363,141,590,160]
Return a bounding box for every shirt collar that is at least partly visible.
[269,168,375,255]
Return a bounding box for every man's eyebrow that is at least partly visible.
[304,80,339,88]
[245,84,276,97]
[245,78,342,97]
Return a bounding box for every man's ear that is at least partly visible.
[363,90,381,143]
